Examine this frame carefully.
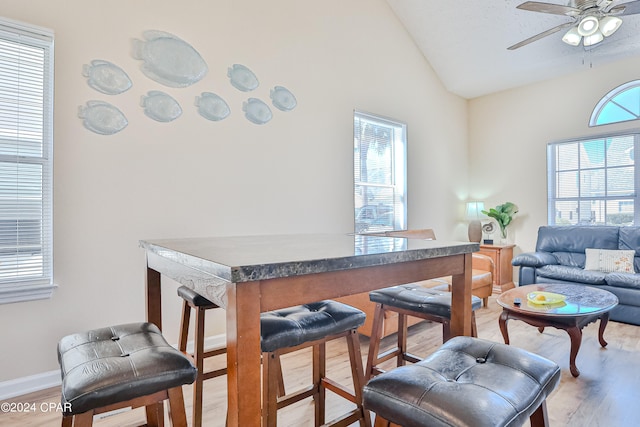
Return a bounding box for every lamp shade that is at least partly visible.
[600,16,622,37]
[465,201,485,220]
[562,27,582,46]
[583,30,604,46]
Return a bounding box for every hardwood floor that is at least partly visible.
[2,295,639,426]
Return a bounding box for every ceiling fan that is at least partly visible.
[508,0,640,50]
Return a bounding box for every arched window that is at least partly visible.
[590,80,640,127]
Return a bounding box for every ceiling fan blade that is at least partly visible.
[507,21,575,50]
[516,1,581,16]
[611,0,640,15]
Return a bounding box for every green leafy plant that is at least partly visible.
[482,202,519,239]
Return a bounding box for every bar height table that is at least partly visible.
[140,233,478,426]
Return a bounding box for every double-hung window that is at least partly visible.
[0,18,54,303]
[354,111,407,234]
[547,133,638,226]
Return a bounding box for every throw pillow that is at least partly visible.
[584,248,636,273]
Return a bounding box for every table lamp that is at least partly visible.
[466,201,484,243]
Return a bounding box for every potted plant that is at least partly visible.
[482,202,518,241]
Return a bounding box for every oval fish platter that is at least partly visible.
[78,101,128,135]
[141,91,182,122]
[82,60,132,95]
[195,92,231,121]
[133,30,208,87]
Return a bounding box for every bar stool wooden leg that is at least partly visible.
[365,303,388,380]
[145,402,164,427]
[397,313,408,367]
[177,287,228,427]
[167,386,188,427]
[316,343,326,427]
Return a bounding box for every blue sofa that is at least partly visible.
[512,225,640,326]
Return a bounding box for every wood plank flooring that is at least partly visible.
[2,294,639,426]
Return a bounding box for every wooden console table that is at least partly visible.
[479,243,515,293]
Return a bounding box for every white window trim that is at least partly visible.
[590,80,640,127]
[353,110,407,233]
[547,130,640,226]
[0,17,55,304]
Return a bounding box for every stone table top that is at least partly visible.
[140,233,479,284]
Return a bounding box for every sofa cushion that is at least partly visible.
[618,227,640,256]
[536,265,607,285]
[536,226,619,253]
[552,251,586,268]
[605,273,640,291]
[585,249,636,273]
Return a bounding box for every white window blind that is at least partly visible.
[547,133,638,226]
[0,18,54,303]
[354,111,407,233]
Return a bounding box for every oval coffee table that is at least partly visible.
[497,283,618,377]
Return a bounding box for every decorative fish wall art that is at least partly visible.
[78,30,297,135]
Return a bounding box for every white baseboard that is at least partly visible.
[0,370,61,400]
[0,333,227,401]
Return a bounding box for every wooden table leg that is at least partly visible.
[145,265,162,331]
[566,326,583,377]
[450,253,473,337]
[226,281,263,427]
[598,313,610,348]
[499,310,511,345]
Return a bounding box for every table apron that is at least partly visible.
[259,255,467,311]
[147,251,469,312]
[503,310,605,330]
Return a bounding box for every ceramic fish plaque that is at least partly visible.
[228,64,259,92]
[141,91,182,122]
[82,60,132,95]
[242,98,272,125]
[195,92,230,121]
[132,30,208,87]
[270,86,297,111]
[78,101,128,135]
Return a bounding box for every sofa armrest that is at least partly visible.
[472,253,494,274]
[512,252,558,268]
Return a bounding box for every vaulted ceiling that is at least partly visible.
[386,0,640,99]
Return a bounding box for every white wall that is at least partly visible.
[0,0,468,383]
[469,55,640,256]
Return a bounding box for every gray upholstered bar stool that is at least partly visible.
[366,284,481,379]
[363,336,561,427]
[177,286,228,427]
[57,322,197,427]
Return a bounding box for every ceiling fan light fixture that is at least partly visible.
[577,15,599,36]
[583,30,605,46]
[600,16,623,37]
[562,27,582,46]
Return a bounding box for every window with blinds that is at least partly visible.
[0,18,54,303]
[354,111,406,233]
[547,133,638,226]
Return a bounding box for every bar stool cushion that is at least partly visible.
[57,322,197,415]
[178,285,218,308]
[363,336,561,427]
[369,284,482,318]
[261,300,366,352]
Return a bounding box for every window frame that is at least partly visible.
[590,80,640,127]
[547,130,640,226]
[353,110,407,234]
[0,17,55,304]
